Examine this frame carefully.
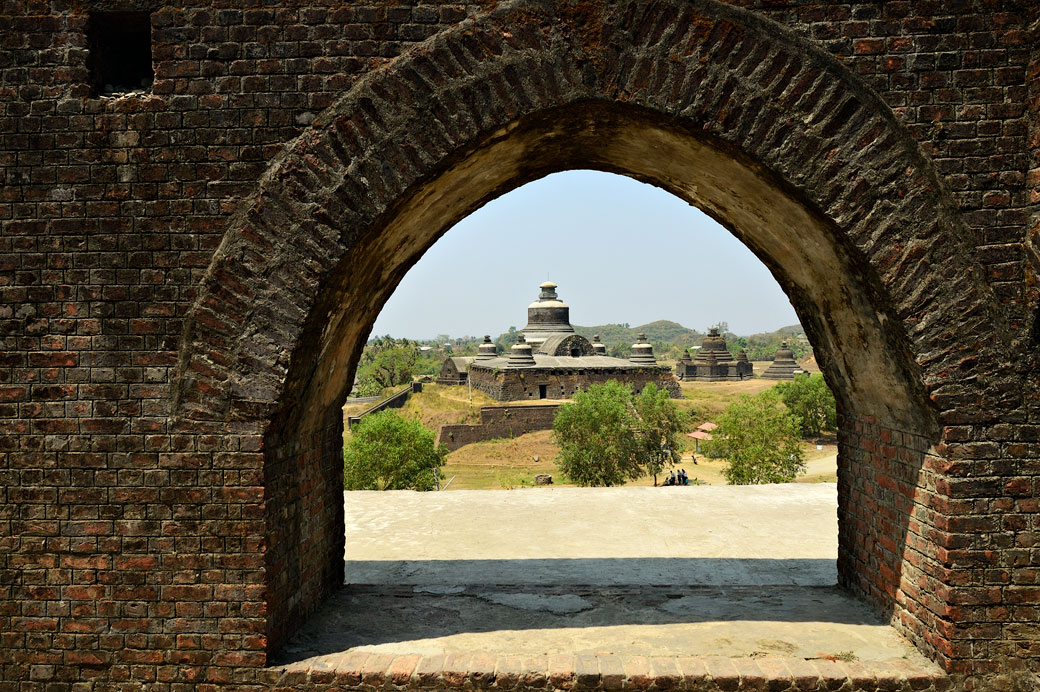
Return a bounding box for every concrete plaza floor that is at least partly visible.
[275,485,939,679]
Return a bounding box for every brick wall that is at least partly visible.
[436,404,560,452]
[2,1,1038,688]
[837,414,947,669]
[1026,13,1040,330]
[733,0,1036,319]
[263,411,344,655]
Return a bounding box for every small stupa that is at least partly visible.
[592,334,607,355]
[736,349,751,368]
[761,341,803,380]
[629,333,657,365]
[507,334,536,367]
[476,335,497,360]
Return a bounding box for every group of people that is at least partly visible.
[663,468,691,486]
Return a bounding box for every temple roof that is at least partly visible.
[470,353,668,371]
[445,356,474,372]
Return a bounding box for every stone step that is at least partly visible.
[267,651,951,691]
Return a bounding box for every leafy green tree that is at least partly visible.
[357,344,418,390]
[775,373,836,437]
[343,411,446,490]
[552,381,687,486]
[705,389,805,484]
[351,377,384,398]
[633,383,686,483]
[495,326,520,351]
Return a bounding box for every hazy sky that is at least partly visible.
[371,170,800,340]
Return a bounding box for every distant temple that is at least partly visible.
[438,281,681,401]
[436,356,472,386]
[760,340,804,380]
[675,327,753,381]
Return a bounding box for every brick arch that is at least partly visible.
[174,0,1009,672]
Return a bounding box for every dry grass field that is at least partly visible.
[439,431,836,490]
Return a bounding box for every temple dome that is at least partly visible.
[521,280,574,347]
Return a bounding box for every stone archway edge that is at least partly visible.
[176,0,1009,429]
[265,650,951,691]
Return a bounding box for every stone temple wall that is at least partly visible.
[2,1,1039,689]
[468,367,682,402]
[436,404,561,452]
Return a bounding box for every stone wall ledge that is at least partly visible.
[269,652,953,691]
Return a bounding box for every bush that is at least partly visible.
[705,389,805,484]
[775,373,836,437]
[343,410,446,490]
[552,381,686,486]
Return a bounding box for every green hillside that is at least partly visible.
[572,320,703,347]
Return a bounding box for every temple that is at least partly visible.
[674,327,753,381]
[439,281,681,401]
[760,341,804,380]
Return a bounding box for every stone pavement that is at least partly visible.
[272,486,949,690]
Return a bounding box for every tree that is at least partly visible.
[343,410,446,490]
[633,383,686,484]
[705,389,805,484]
[552,381,686,487]
[775,373,836,437]
[495,326,520,351]
[351,377,384,398]
[356,343,419,391]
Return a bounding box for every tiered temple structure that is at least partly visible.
[760,341,804,380]
[675,327,753,381]
[441,281,681,401]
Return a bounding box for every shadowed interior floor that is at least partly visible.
[275,583,927,666]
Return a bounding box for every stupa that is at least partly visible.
[761,341,803,380]
[675,327,753,381]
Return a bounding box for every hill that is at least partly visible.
[572,320,703,347]
[738,324,810,361]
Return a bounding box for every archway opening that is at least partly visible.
[257,103,938,670]
[275,169,873,669]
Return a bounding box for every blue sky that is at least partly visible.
[371,170,800,339]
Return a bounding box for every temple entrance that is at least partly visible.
[175,1,1007,677]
